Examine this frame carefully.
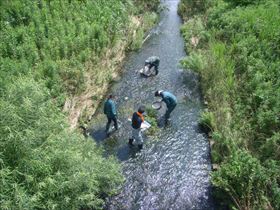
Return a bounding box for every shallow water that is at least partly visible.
[89,0,214,209]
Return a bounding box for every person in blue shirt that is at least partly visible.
[104,94,118,136]
[155,90,177,122]
[129,106,145,150]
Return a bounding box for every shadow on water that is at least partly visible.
[90,117,141,161]
[89,0,214,209]
[91,129,107,142]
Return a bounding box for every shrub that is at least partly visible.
[178,0,213,18]
[224,0,262,6]
[0,77,124,209]
[198,111,215,133]
[180,17,210,52]
[260,132,280,161]
[180,51,206,72]
[130,28,144,50]
[132,0,160,14]
[180,0,280,208]
[212,150,272,209]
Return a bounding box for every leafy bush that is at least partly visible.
[260,132,280,161]
[180,0,280,209]
[199,111,215,133]
[0,78,124,209]
[212,150,274,209]
[178,0,213,18]
[180,51,206,72]
[180,17,210,51]
[224,0,262,6]
[211,132,234,164]
[143,12,159,31]
[132,0,160,14]
[130,28,145,50]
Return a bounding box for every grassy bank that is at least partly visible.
[179,0,280,209]
[0,0,159,209]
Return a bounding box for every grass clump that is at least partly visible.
[129,11,159,50]
[130,28,145,50]
[145,106,160,136]
[199,111,215,134]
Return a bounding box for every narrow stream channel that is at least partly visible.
[89,0,214,209]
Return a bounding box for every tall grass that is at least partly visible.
[0,0,130,96]
[0,78,124,209]
[179,0,280,209]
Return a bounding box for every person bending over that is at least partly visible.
[144,56,160,75]
[155,90,177,122]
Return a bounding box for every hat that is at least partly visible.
[155,90,163,97]
[138,105,145,113]
[145,60,150,65]
[154,91,160,97]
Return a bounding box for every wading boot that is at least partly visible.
[105,129,110,137]
[164,117,171,126]
[128,138,134,146]
[138,144,143,150]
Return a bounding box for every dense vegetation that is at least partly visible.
[0,0,159,209]
[179,0,280,209]
[0,79,123,209]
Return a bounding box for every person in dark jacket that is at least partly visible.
[144,56,160,75]
[155,90,177,121]
[129,106,145,150]
[104,94,118,135]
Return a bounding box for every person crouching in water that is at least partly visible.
[155,90,177,123]
[129,106,145,150]
[144,56,160,76]
[104,94,118,136]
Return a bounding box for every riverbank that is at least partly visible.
[179,0,280,209]
[67,10,160,130]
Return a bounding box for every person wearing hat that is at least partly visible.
[103,94,118,136]
[144,56,160,76]
[129,105,145,150]
[155,90,177,122]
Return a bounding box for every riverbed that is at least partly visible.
[90,0,214,209]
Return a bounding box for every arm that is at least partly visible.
[160,92,170,106]
[111,101,117,116]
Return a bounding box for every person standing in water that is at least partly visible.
[129,106,145,150]
[103,94,118,136]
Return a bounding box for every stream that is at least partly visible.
[89,0,214,209]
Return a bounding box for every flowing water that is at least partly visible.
[89,0,214,209]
